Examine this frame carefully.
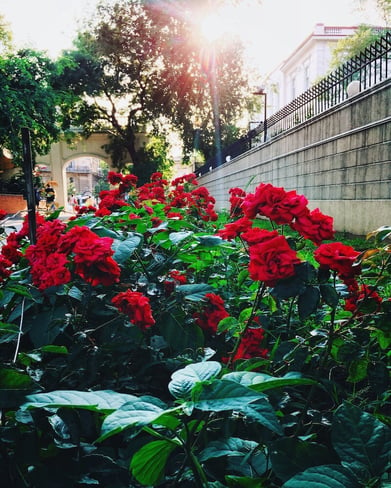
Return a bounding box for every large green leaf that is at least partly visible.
[242,398,283,435]
[176,283,215,301]
[223,371,317,392]
[270,437,336,482]
[130,439,179,486]
[199,437,258,462]
[298,286,320,320]
[159,313,204,352]
[196,235,225,246]
[191,379,263,412]
[26,304,69,348]
[169,230,193,245]
[112,235,142,264]
[331,402,391,480]
[22,390,137,413]
[97,396,177,442]
[282,465,360,488]
[0,322,19,343]
[168,361,222,399]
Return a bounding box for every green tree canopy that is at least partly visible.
[0,49,61,164]
[54,0,250,179]
[330,24,389,70]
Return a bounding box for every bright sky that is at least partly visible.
[0,0,384,74]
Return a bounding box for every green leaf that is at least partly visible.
[168,361,222,399]
[282,465,360,488]
[176,283,215,301]
[196,235,225,246]
[271,437,336,482]
[271,276,306,300]
[0,368,35,389]
[39,345,68,354]
[331,402,391,480]
[298,286,320,320]
[242,398,283,435]
[26,304,69,348]
[130,440,178,486]
[169,230,193,245]
[67,286,84,301]
[112,235,142,264]
[191,379,263,412]
[223,371,317,392]
[97,396,175,442]
[5,283,35,299]
[159,313,204,352]
[22,390,137,413]
[320,284,340,308]
[347,359,368,383]
[199,437,258,461]
[0,322,19,343]
[225,476,265,487]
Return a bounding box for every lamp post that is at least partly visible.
[209,44,223,167]
[252,87,267,143]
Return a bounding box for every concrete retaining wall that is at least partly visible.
[198,79,391,235]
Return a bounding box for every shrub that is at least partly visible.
[0,172,389,487]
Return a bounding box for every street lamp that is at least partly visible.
[252,87,267,143]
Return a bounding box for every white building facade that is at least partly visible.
[266,24,358,114]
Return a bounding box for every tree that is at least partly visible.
[329,24,388,70]
[0,13,12,53]
[0,49,61,164]
[55,0,249,180]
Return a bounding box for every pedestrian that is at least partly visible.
[45,183,56,213]
[34,186,41,210]
[69,194,78,214]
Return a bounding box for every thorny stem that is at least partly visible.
[12,298,25,363]
[294,308,336,436]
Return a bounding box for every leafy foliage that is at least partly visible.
[0,49,60,163]
[54,0,249,178]
[0,172,389,487]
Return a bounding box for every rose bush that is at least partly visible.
[0,172,389,487]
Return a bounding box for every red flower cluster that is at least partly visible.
[242,183,308,224]
[291,208,334,246]
[25,223,121,290]
[231,326,268,362]
[108,171,138,193]
[194,293,229,334]
[345,284,383,314]
[217,217,252,241]
[0,254,12,283]
[0,209,7,221]
[229,187,246,217]
[314,242,360,280]
[238,183,334,245]
[111,290,155,331]
[164,269,187,295]
[248,233,301,286]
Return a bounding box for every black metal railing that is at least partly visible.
[197,31,391,176]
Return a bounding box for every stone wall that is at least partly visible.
[198,79,391,235]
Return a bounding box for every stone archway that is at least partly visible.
[37,132,115,209]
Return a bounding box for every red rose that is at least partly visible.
[242,184,308,225]
[314,242,360,279]
[232,326,268,362]
[241,228,279,245]
[291,208,334,245]
[112,290,155,330]
[248,235,301,286]
[194,293,229,334]
[217,217,253,241]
